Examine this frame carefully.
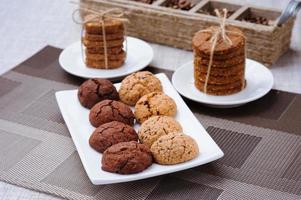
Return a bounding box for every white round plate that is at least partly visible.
[172,59,274,108]
[59,37,153,79]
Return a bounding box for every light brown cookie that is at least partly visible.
[192,26,245,55]
[85,58,125,69]
[195,79,246,95]
[84,32,124,42]
[118,71,163,106]
[150,132,199,165]
[195,63,244,76]
[86,46,123,54]
[134,92,177,124]
[194,47,245,60]
[82,38,124,48]
[138,116,182,148]
[194,70,244,85]
[85,50,126,61]
[194,55,245,68]
[84,18,124,35]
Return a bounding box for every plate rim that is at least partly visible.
[172,59,274,106]
[55,73,224,185]
[59,36,154,79]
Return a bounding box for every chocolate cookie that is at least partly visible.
[102,141,153,174]
[118,71,163,106]
[89,121,138,153]
[151,132,199,165]
[139,116,182,148]
[134,92,177,123]
[78,78,119,109]
[89,100,135,127]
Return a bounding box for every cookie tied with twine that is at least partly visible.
[72,2,128,69]
[192,9,246,95]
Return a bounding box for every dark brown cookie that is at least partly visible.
[101,141,153,174]
[89,100,134,127]
[89,121,138,153]
[78,78,119,109]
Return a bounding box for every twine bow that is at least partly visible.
[197,9,245,94]
[71,2,128,69]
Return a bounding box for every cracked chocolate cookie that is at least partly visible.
[139,116,182,148]
[102,141,153,174]
[118,71,163,106]
[134,92,177,123]
[89,100,135,127]
[89,121,138,153]
[78,78,119,109]
[151,132,199,165]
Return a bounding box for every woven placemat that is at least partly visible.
[0,46,300,200]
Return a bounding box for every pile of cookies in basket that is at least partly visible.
[78,71,199,174]
[82,18,126,69]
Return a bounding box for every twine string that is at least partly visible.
[71,2,128,69]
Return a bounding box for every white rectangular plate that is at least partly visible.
[55,73,224,185]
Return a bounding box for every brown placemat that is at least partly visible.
[0,46,300,200]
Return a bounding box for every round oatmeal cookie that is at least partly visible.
[118,71,163,106]
[134,92,177,123]
[138,116,182,148]
[151,132,199,165]
[78,78,119,109]
[89,100,134,127]
[102,141,153,174]
[89,121,138,153]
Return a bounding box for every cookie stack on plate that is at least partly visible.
[192,26,246,95]
[83,18,126,69]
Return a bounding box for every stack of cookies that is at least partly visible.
[192,26,246,95]
[83,18,126,69]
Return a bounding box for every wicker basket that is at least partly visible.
[79,0,295,66]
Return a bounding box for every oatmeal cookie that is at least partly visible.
[134,92,177,123]
[151,132,199,165]
[138,116,182,148]
[84,18,124,35]
[118,71,163,106]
